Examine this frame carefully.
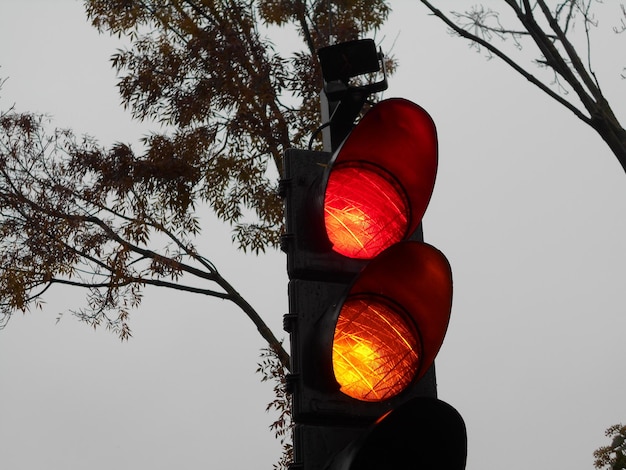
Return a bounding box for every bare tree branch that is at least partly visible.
[418,0,626,172]
[419,0,592,124]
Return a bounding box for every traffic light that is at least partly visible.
[280,39,466,470]
[326,396,467,470]
[282,99,466,470]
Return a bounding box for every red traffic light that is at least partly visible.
[323,98,438,259]
[331,241,452,402]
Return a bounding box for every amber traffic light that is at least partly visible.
[333,295,419,402]
[331,241,452,402]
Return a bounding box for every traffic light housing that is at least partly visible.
[283,98,438,280]
[281,41,465,470]
[326,397,467,470]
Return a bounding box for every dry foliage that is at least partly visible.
[594,424,626,470]
[0,0,392,343]
[1,5,392,466]
[257,345,293,470]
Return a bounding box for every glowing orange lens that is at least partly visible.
[324,164,409,259]
[332,296,420,402]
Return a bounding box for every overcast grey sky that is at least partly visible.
[1,1,625,469]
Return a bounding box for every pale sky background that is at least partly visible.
[1,1,625,469]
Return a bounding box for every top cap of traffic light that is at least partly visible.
[322,98,438,259]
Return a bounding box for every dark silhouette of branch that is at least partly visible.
[418,0,626,172]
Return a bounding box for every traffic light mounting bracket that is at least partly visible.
[317,39,388,150]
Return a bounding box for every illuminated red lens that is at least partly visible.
[332,296,420,402]
[324,164,409,259]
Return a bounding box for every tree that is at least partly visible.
[0,0,392,359]
[417,0,625,172]
[594,424,626,470]
[84,0,393,251]
[0,108,291,363]
[1,2,395,467]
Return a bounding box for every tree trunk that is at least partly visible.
[589,101,626,173]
